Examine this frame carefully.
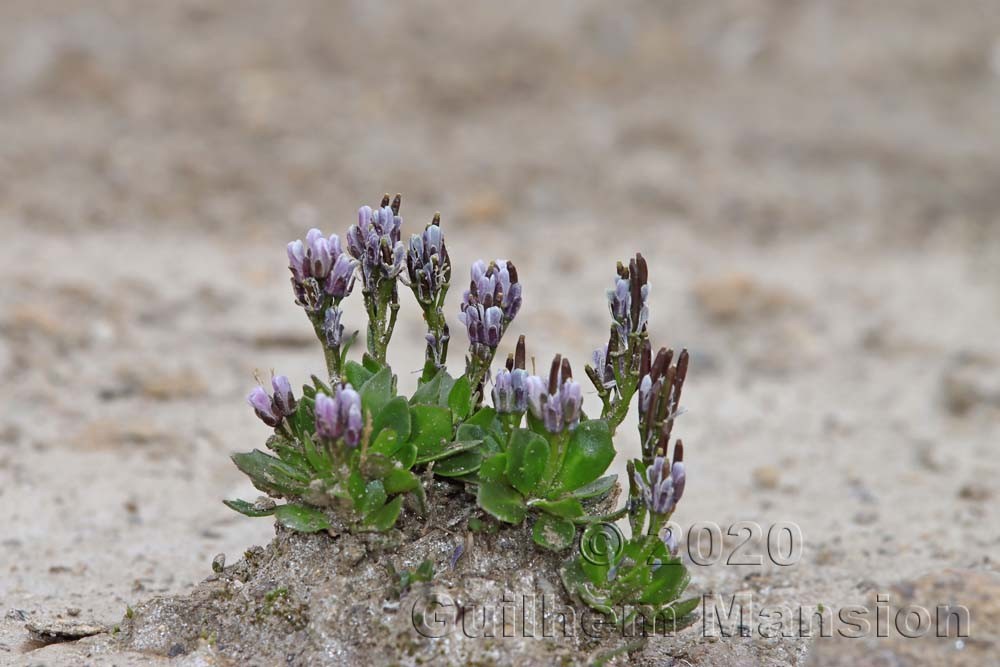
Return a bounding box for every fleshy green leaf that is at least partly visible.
[301,432,332,476]
[532,514,576,550]
[360,480,387,516]
[479,453,508,483]
[477,481,526,524]
[360,368,395,419]
[549,420,615,496]
[369,428,401,457]
[410,369,448,405]
[393,442,418,469]
[465,406,499,431]
[530,497,584,518]
[505,429,549,497]
[362,353,383,373]
[274,504,331,533]
[364,495,403,530]
[447,376,472,419]
[432,450,483,477]
[344,360,374,390]
[382,468,420,495]
[223,499,276,517]
[414,439,481,465]
[408,405,454,459]
[569,474,619,500]
[372,396,411,442]
[231,450,310,497]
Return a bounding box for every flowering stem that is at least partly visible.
[309,314,341,383]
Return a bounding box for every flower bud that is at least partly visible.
[270,375,296,417]
[248,386,280,427]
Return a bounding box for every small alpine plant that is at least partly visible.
[227,192,696,627]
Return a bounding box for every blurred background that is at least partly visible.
[2,1,999,662]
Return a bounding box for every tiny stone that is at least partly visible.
[752,466,780,490]
[212,553,226,573]
[959,483,992,501]
[66,608,81,617]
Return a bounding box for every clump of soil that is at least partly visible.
[117,480,642,665]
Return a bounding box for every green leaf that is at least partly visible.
[360,368,395,419]
[223,499,276,517]
[414,439,481,465]
[364,495,403,530]
[372,397,411,441]
[344,360,374,390]
[437,373,457,407]
[530,497,584,518]
[274,504,331,533]
[478,453,508,483]
[369,428,401,457]
[360,480,387,516]
[532,514,576,550]
[408,405,454,459]
[362,353,384,373]
[432,450,483,477]
[465,406,499,431]
[550,420,615,495]
[393,442,418,469]
[455,423,485,442]
[382,468,420,495]
[568,474,619,500]
[348,469,366,505]
[410,369,448,405]
[476,481,526,524]
[301,432,331,476]
[506,429,549,497]
[231,450,310,497]
[448,376,472,420]
[642,558,691,606]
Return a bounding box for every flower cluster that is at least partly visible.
[405,215,450,305]
[459,259,522,350]
[287,229,357,312]
[526,355,583,433]
[314,383,363,448]
[607,253,649,344]
[637,346,688,460]
[347,196,406,289]
[493,335,529,414]
[633,444,685,516]
[247,375,297,428]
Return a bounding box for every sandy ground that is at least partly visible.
[1,1,999,665]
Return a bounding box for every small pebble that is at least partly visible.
[752,466,780,490]
[212,553,226,573]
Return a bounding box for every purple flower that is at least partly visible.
[248,386,280,427]
[347,198,406,289]
[458,259,521,349]
[405,215,451,304]
[492,368,529,414]
[526,355,583,433]
[607,254,649,344]
[248,376,297,427]
[591,345,616,390]
[314,384,364,448]
[271,375,296,417]
[288,228,356,310]
[326,254,357,299]
[633,456,675,515]
[633,449,685,516]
